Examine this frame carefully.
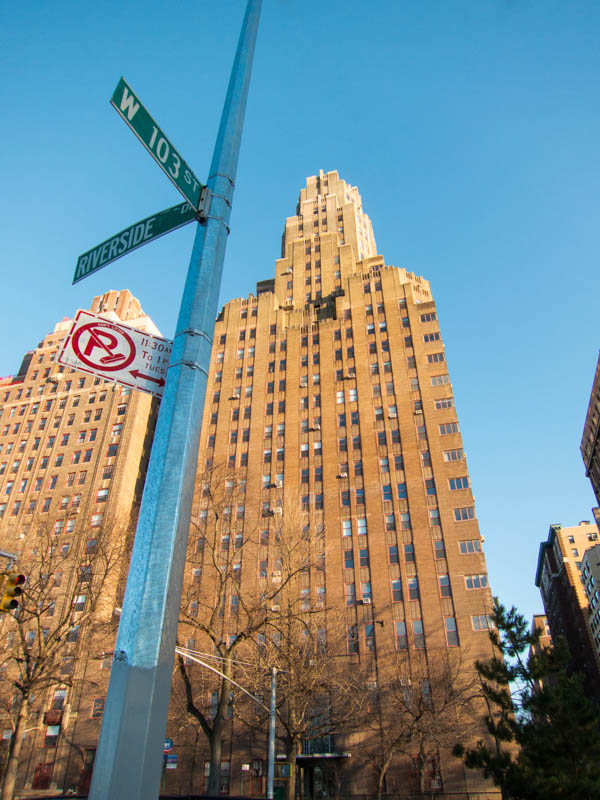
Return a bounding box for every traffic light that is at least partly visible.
[0,573,25,613]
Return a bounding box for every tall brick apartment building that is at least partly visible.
[168,171,497,798]
[0,290,159,795]
[0,175,497,798]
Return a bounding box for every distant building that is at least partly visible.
[529,614,552,691]
[531,613,552,650]
[581,352,600,505]
[0,290,159,795]
[582,543,600,664]
[535,521,600,701]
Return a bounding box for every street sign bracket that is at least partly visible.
[196,187,211,222]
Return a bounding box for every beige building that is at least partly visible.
[535,521,600,702]
[582,543,600,662]
[581,352,600,505]
[168,171,498,798]
[0,290,159,795]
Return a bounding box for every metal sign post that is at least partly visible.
[88,2,262,798]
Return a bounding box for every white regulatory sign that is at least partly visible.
[58,311,172,398]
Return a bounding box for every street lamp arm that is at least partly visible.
[174,647,270,713]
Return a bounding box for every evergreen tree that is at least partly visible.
[454,598,600,800]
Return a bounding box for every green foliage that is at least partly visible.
[454,598,600,800]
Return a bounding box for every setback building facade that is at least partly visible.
[167,171,498,798]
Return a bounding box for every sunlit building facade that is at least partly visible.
[0,290,159,794]
[168,171,497,798]
[535,520,600,704]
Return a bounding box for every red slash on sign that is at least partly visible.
[129,370,165,387]
[72,321,136,372]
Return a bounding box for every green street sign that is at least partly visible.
[111,77,204,209]
[73,202,197,284]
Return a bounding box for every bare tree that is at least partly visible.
[176,470,317,796]
[235,606,363,800]
[0,521,125,800]
[364,648,481,799]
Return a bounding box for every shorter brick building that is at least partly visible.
[535,521,600,703]
[582,543,600,666]
[0,290,159,795]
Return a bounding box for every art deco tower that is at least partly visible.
[174,171,496,797]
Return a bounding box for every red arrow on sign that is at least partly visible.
[129,370,166,387]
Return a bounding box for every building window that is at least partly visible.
[345,583,356,606]
[344,550,354,569]
[435,397,454,410]
[439,574,452,597]
[391,579,403,602]
[66,625,80,643]
[347,625,359,654]
[357,518,367,535]
[413,620,425,649]
[472,614,494,631]
[465,574,488,589]
[396,621,408,650]
[458,539,482,557]
[341,520,352,537]
[445,617,459,646]
[439,422,459,435]
[454,506,475,521]
[434,540,446,559]
[388,545,399,564]
[44,726,61,748]
[431,375,449,386]
[449,476,469,490]
[404,543,415,563]
[408,577,419,600]
[443,449,464,462]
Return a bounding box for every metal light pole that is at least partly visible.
[88,3,262,798]
[268,667,277,800]
[174,648,278,799]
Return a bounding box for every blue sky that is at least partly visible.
[2,0,599,622]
